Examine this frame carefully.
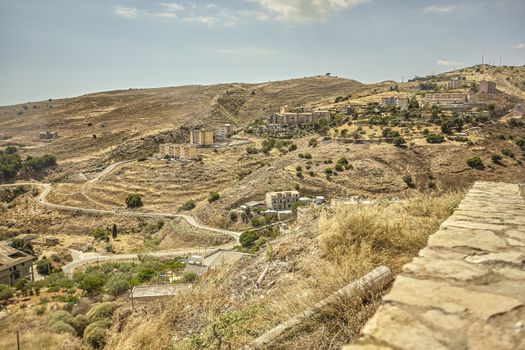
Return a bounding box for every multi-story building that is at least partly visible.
[424,93,476,107]
[381,96,409,111]
[159,144,198,160]
[215,124,232,139]
[266,191,300,210]
[0,244,35,286]
[190,128,214,146]
[268,106,331,127]
[447,80,462,89]
[39,131,58,140]
[479,80,496,94]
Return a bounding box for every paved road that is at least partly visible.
[0,182,241,242]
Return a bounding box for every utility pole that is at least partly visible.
[16,330,20,350]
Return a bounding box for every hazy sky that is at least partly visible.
[0,0,524,105]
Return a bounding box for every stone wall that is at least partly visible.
[344,182,525,350]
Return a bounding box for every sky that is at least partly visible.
[0,0,524,106]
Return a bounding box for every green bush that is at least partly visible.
[51,321,76,335]
[106,276,131,296]
[288,144,297,152]
[0,285,14,301]
[393,136,406,146]
[91,228,109,241]
[426,133,445,144]
[78,271,107,296]
[501,148,514,158]
[71,315,90,337]
[309,138,318,147]
[246,146,258,154]
[125,193,143,208]
[240,231,260,249]
[208,192,220,203]
[49,310,74,326]
[137,267,157,282]
[467,157,484,169]
[229,211,238,222]
[180,272,199,284]
[36,257,54,275]
[84,321,109,349]
[86,302,118,323]
[181,200,196,211]
[491,154,503,163]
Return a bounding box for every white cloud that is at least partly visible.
[437,59,463,67]
[424,4,456,13]
[151,2,184,18]
[212,47,275,55]
[183,15,216,24]
[513,43,525,49]
[254,0,370,23]
[115,6,139,18]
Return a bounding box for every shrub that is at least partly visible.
[246,146,258,154]
[125,193,143,208]
[78,271,107,296]
[106,276,131,296]
[501,148,514,158]
[324,168,333,175]
[49,310,74,326]
[240,231,260,249]
[426,133,445,144]
[137,267,157,282]
[0,284,13,301]
[51,321,75,335]
[71,315,90,336]
[335,163,344,172]
[207,192,220,203]
[393,136,406,146]
[180,272,199,283]
[288,144,297,152]
[491,154,503,163]
[467,157,484,169]
[35,306,46,316]
[229,211,238,222]
[91,228,109,241]
[36,257,53,275]
[87,302,118,323]
[84,321,109,349]
[403,175,415,188]
[181,200,196,211]
[303,153,312,159]
[309,138,318,147]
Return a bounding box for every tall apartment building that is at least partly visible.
[159,144,198,160]
[190,128,214,146]
[0,244,35,286]
[447,80,461,89]
[381,96,409,111]
[266,191,300,210]
[479,80,496,94]
[215,124,232,139]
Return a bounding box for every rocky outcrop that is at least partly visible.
[344,182,525,350]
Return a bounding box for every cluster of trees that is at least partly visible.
[0,147,57,182]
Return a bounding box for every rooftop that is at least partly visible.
[0,244,35,272]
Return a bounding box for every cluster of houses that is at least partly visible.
[235,190,326,222]
[158,124,232,161]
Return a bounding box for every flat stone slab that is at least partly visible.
[384,276,522,320]
[347,182,525,350]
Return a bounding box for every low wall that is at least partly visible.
[344,181,525,350]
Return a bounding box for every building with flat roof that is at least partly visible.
[266,191,300,210]
[190,128,214,146]
[159,144,199,160]
[381,96,409,111]
[268,106,331,127]
[424,93,476,107]
[0,244,35,286]
[479,80,496,94]
[447,80,462,89]
[215,124,232,139]
[39,131,58,140]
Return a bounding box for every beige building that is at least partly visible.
[159,144,198,160]
[215,124,232,139]
[266,191,300,210]
[268,106,331,127]
[424,93,475,107]
[447,80,462,89]
[190,128,214,146]
[0,244,35,286]
[381,96,409,111]
[479,80,496,94]
[39,131,58,140]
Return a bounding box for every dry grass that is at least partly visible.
[105,191,463,350]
